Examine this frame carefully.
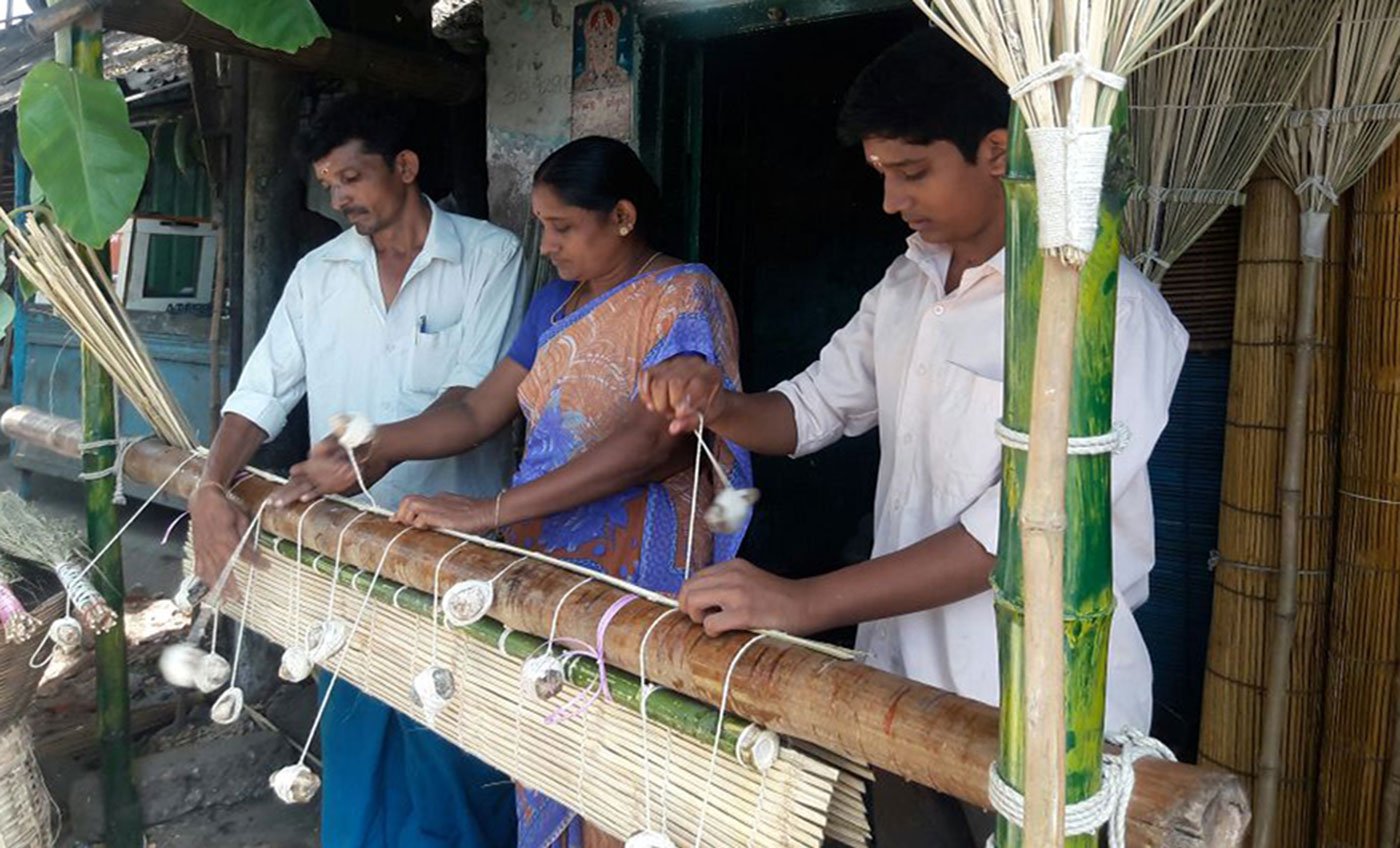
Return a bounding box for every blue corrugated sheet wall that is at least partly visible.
[1136,350,1231,761]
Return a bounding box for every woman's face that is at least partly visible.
[532,183,630,282]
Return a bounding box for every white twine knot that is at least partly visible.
[174,574,204,614]
[158,642,207,689]
[986,726,1176,848]
[306,618,350,664]
[521,652,566,700]
[78,436,145,505]
[48,615,83,651]
[270,764,321,805]
[994,419,1131,456]
[278,643,314,683]
[210,686,245,725]
[410,666,455,726]
[442,580,494,627]
[625,832,679,848]
[194,652,231,693]
[1008,53,1126,260]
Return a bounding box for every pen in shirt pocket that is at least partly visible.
[418,314,427,334]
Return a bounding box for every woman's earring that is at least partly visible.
[619,225,631,236]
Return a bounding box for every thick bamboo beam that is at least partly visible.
[1,406,1251,848]
[101,0,481,103]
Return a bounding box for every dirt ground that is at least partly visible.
[1,406,321,847]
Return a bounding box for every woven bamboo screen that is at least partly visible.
[1198,172,1348,847]
[1317,139,1400,847]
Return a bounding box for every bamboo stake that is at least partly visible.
[0,405,1253,846]
[64,11,141,847]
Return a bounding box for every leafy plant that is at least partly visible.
[17,62,148,248]
[181,0,330,53]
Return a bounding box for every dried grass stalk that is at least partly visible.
[0,206,196,451]
[1124,0,1340,282]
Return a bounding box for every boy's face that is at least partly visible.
[862,131,1007,245]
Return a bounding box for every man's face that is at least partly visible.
[861,132,1007,245]
[313,139,417,236]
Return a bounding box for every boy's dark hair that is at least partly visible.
[534,136,664,243]
[303,96,418,169]
[838,27,1010,163]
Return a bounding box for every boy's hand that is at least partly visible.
[678,559,817,637]
[639,356,728,435]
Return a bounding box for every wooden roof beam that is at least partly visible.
[102,0,480,103]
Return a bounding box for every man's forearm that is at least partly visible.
[710,391,800,456]
[801,524,996,633]
[201,413,269,486]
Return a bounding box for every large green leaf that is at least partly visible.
[182,0,330,53]
[0,291,15,340]
[17,62,149,248]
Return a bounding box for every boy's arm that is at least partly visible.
[641,281,884,455]
[678,524,995,636]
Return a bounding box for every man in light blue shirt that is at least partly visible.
[191,96,521,848]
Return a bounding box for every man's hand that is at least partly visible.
[189,483,257,600]
[678,559,817,637]
[271,436,370,507]
[392,493,496,534]
[639,356,727,436]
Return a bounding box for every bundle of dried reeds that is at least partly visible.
[1198,173,1349,848]
[0,557,39,644]
[1317,139,1400,847]
[0,206,195,451]
[0,491,114,636]
[1124,0,1340,282]
[1254,5,1400,843]
[190,538,872,848]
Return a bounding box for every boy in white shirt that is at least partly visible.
[640,28,1186,846]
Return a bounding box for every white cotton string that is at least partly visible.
[520,576,595,698]
[344,446,376,510]
[1007,46,1128,258]
[693,633,767,848]
[684,421,705,580]
[77,435,148,505]
[430,541,474,665]
[441,554,529,628]
[323,511,370,620]
[638,607,682,833]
[295,526,413,767]
[986,727,1176,848]
[292,500,328,627]
[187,499,269,646]
[215,454,855,661]
[995,419,1131,456]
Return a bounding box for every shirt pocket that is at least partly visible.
[938,364,1004,488]
[408,321,468,396]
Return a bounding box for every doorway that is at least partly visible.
[641,6,925,636]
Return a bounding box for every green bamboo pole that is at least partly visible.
[993,102,1127,847]
[259,535,763,762]
[67,12,142,846]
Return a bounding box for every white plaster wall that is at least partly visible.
[483,0,578,233]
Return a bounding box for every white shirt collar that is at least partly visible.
[322,195,461,265]
[904,235,1006,295]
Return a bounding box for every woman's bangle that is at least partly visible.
[195,479,229,498]
[494,490,506,530]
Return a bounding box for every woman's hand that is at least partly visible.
[678,559,818,637]
[393,493,498,534]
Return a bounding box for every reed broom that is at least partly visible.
[1124,0,1340,283]
[1197,172,1349,848]
[1258,5,1400,844]
[911,2,1219,843]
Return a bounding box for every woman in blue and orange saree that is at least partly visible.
[287,136,751,848]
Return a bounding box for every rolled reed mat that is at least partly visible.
[183,539,872,848]
[0,720,55,848]
[1198,173,1349,847]
[1317,139,1400,848]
